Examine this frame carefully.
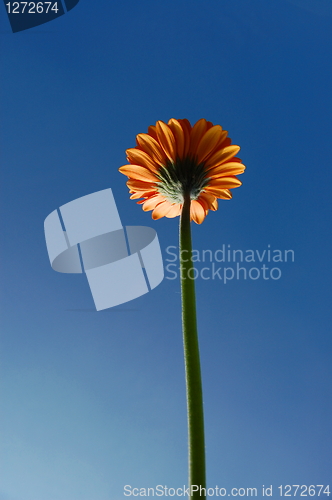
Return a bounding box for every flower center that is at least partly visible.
[156,156,209,204]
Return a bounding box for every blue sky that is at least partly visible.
[0,1,331,499]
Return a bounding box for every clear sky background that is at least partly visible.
[0,1,331,499]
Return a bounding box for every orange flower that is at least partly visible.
[119,119,245,224]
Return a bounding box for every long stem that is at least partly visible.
[179,193,206,499]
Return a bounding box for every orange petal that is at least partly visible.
[190,200,206,224]
[168,119,185,159]
[208,136,232,157]
[207,163,246,178]
[218,136,232,149]
[195,196,209,211]
[126,148,159,173]
[197,192,218,211]
[126,179,156,191]
[204,187,233,198]
[130,190,157,199]
[202,129,228,163]
[178,119,191,157]
[119,165,158,182]
[196,125,223,164]
[142,194,166,211]
[189,119,208,157]
[156,121,177,162]
[178,118,192,134]
[225,156,242,163]
[147,125,158,141]
[205,145,241,169]
[129,192,142,199]
[164,203,182,218]
[208,176,242,189]
[152,200,173,220]
[136,133,167,165]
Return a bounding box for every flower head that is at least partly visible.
[119,118,245,224]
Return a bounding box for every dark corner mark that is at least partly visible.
[3,0,80,33]
[63,0,79,12]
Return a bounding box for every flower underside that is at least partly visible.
[157,156,210,204]
[119,118,245,224]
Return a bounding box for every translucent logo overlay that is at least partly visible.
[44,188,164,310]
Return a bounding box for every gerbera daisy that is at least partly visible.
[119,118,245,224]
[119,119,246,498]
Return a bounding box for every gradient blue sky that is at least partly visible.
[1,1,331,499]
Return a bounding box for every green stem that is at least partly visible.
[179,193,206,499]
